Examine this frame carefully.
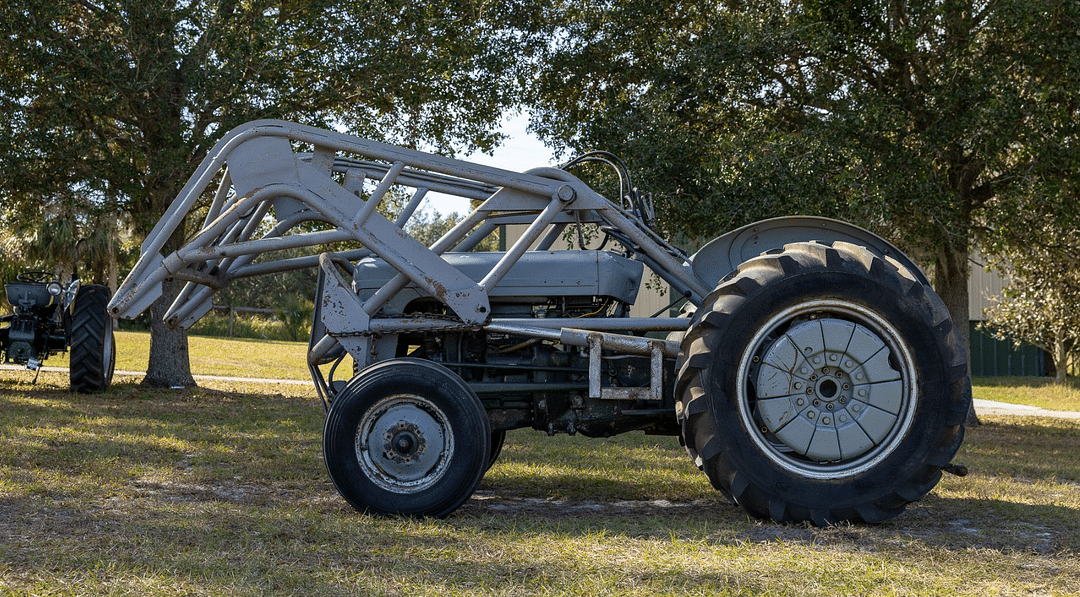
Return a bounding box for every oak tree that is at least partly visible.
[526,0,1080,420]
[0,0,522,386]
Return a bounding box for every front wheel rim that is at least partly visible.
[355,395,454,493]
[737,300,918,480]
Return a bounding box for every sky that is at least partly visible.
[425,111,556,215]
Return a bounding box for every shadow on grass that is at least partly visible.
[3,376,1080,595]
[902,494,1080,553]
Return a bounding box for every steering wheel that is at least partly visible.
[16,271,57,283]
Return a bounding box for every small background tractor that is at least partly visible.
[1,250,116,392]
[110,120,971,525]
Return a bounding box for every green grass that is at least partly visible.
[43,330,311,381]
[973,376,1080,412]
[1,362,1079,595]
[35,331,1080,413]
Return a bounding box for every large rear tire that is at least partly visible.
[677,242,970,525]
[323,358,491,518]
[69,284,116,393]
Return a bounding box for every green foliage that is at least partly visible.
[187,309,304,342]
[525,0,1080,327]
[0,0,528,381]
[981,198,1080,381]
[0,0,525,236]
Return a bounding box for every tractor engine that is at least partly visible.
[352,249,678,437]
[2,280,66,367]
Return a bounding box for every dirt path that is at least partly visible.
[972,398,1080,419]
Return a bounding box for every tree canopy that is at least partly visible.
[526,0,1080,356]
[0,0,527,386]
[6,0,1080,393]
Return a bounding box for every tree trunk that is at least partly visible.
[142,276,196,388]
[139,200,196,389]
[1054,336,1067,384]
[935,242,979,426]
[106,198,119,295]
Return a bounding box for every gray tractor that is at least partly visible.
[110,120,970,525]
[2,255,115,392]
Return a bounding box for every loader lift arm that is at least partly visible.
[108,119,703,378]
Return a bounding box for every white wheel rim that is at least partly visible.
[355,394,454,493]
[737,300,918,480]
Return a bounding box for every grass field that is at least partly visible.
[37,330,1080,411]
[2,333,1079,595]
[44,331,312,381]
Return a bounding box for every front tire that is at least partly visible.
[677,242,970,525]
[323,358,491,518]
[69,284,116,393]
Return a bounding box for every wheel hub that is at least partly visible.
[356,396,452,493]
[751,316,907,464]
[385,423,425,462]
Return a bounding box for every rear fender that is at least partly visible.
[690,216,929,288]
